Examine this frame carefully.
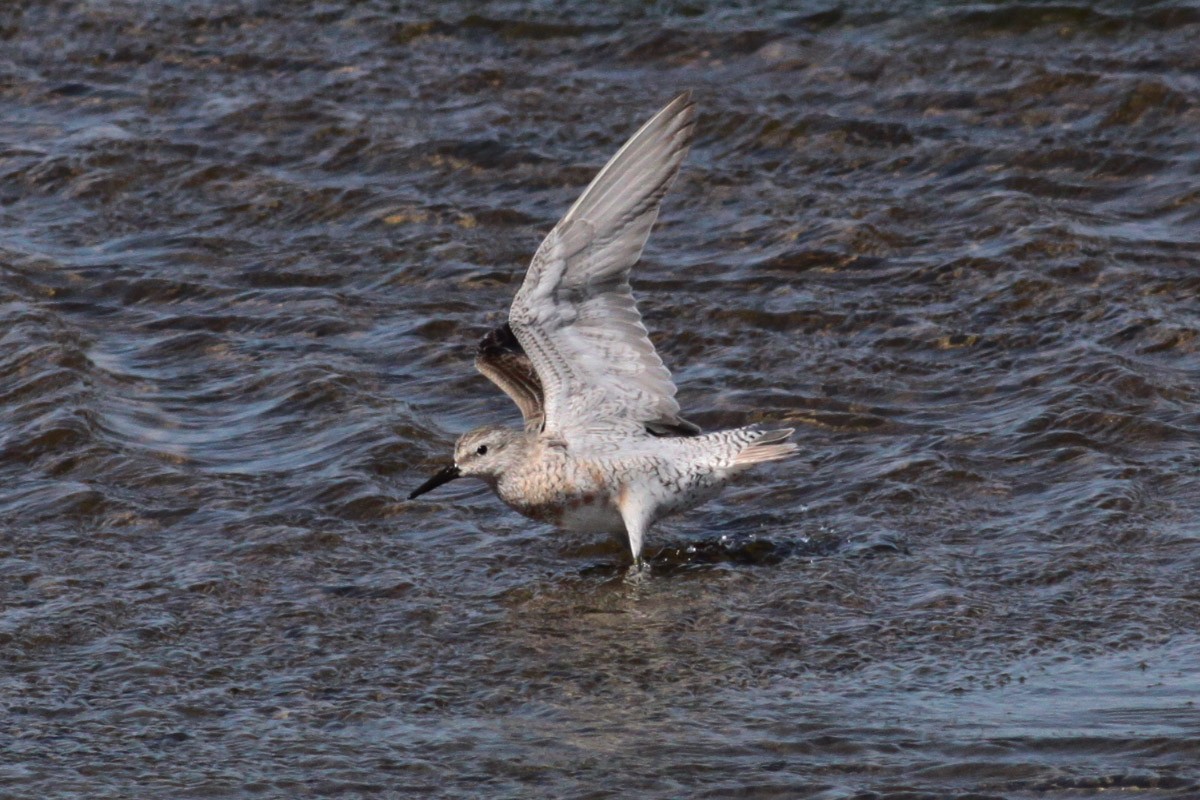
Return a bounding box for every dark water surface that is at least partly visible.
[3,1,1200,797]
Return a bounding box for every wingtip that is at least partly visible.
[667,89,697,121]
[476,322,522,358]
[650,90,698,155]
[646,91,696,129]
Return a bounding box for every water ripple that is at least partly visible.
[2,1,1199,797]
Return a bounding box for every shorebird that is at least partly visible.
[409,91,797,564]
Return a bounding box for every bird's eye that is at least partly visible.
[476,444,488,456]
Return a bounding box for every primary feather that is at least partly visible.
[510,91,697,442]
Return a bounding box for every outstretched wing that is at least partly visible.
[509,91,699,440]
[474,323,544,433]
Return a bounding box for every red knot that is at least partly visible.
[410,92,797,565]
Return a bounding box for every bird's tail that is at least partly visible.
[731,428,798,466]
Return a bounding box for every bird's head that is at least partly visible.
[408,426,525,499]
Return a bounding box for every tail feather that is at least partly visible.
[731,428,798,466]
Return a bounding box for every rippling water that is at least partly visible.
[2,1,1199,797]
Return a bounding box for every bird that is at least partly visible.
[408,91,797,565]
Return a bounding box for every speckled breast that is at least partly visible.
[496,449,625,532]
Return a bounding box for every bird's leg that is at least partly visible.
[617,484,655,567]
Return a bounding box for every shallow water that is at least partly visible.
[2,1,1199,797]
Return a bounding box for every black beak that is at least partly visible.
[408,464,461,500]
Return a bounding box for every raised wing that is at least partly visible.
[474,323,544,433]
[509,92,699,440]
